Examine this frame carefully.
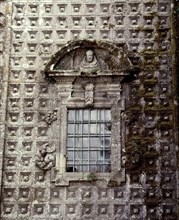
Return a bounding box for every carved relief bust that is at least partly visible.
[44,40,133,79]
[80,50,100,73]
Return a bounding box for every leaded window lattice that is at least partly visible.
[67,109,111,173]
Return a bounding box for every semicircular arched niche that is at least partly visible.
[44,40,134,81]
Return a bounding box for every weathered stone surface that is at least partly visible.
[0,0,178,219]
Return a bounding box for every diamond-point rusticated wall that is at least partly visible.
[0,0,178,219]
[0,0,12,202]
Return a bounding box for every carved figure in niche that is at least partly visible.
[80,50,100,73]
[36,143,55,171]
[85,83,94,107]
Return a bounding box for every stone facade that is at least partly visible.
[0,0,178,219]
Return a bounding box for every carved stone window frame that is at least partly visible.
[53,90,125,186]
[44,40,133,186]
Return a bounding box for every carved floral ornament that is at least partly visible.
[44,40,134,81]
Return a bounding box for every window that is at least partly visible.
[67,109,111,173]
[45,41,129,186]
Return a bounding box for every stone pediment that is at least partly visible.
[44,40,133,80]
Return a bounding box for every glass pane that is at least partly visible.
[68,124,75,134]
[76,110,82,121]
[100,124,105,134]
[105,122,111,133]
[83,110,89,121]
[90,137,99,147]
[68,110,75,121]
[105,110,111,121]
[101,137,111,147]
[100,150,111,159]
[90,124,97,134]
[90,110,97,121]
[100,110,105,121]
[83,138,89,148]
[76,138,82,148]
[81,165,88,172]
[74,151,81,160]
[83,124,89,134]
[74,165,81,172]
[90,151,98,160]
[97,124,100,134]
[67,138,74,147]
[82,151,89,160]
[75,124,82,134]
[105,150,111,159]
[67,151,73,160]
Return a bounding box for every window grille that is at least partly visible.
[67,109,111,173]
